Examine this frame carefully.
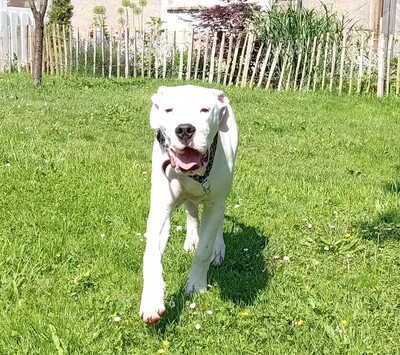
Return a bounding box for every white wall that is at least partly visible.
[0,0,35,69]
[161,0,274,31]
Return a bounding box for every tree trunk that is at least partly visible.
[32,20,44,86]
[29,0,48,86]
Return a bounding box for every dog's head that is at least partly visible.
[150,85,230,175]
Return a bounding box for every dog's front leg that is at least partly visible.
[140,143,177,324]
[140,203,172,324]
[186,201,225,294]
[183,201,199,252]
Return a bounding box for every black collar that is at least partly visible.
[156,130,218,194]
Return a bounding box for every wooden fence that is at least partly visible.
[1,24,400,97]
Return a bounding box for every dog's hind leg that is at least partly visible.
[183,201,199,252]
[211,222,225,266]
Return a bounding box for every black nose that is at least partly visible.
[175,123,196,141]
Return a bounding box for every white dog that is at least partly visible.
[139,85,239,324]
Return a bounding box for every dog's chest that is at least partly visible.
[171,177,213,203]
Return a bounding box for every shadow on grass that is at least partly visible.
[357,209,400,243]
[154,217,270,332]
[209,217,270,305]
[382,181,400,195]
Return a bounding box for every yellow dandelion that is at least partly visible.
[239,311,250,317]
[295,319,304,326]
[162,340,170,347]
[341,319,348,326]
[157,349,165,354]
[344,233,351,239]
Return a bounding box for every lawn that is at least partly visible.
[0,73,399,354]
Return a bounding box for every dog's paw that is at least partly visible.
[211,237,226,266]
[139,289,166,324]
[185,274,208,295]
[184,232,199,252]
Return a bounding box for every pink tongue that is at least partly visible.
[172,148,203,171]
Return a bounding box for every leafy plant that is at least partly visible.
[192,0,260,34]
[48,0,74,26]
[252,2,353,87]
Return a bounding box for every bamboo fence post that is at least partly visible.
[241,32,254,87]
[52,25,59,75]
[162,32,167,79]
[29,25,35,73]
[357,33,365,94]
[285,59,293,90]
[348,36,356,94]
[109,29,113,78]
[44,26,52,75]
[386,33,394,95]
[141,30,145,77]
[62,25,68,73]
[208,32,218,83]
[148,31,153,78]
[321,32,330,89]
[178,41,184,80]
[8,25,12,72]
[84,30,89,75]
[299,37,311,90]
[223,34,234,85]
[56,24,63,75]
[217,31,226,84]
[194,42,201,80]
[125,27,130,78]
[249,42,264,87]
[171,31,176,78]
[228,34,242,85]
[278,43,290,91]
[101,27,105,77]
[68,26,73,75]
[396,36,400,95]
[117,30,121,78]
[312,36,323,91]
[257,42,272,87]
[76,29,80,74]
[133,27,138,77]
[235,33,249,87]
[366,32,374,93]
[186,28,194,80]
[202,30,210,81]
[93,30,97,76]
[293,44,303,90]
[329,34,338,93]
[306,36,317,90]
[155,34,159,79]
[266,42,282,90]
[338,32,347,95]
[377,32,386,97]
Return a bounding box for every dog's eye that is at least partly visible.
[200,108,210,113]
[165,108,173,113]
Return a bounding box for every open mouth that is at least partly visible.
[169,147,207,172]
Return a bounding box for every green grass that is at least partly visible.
[1,73,400,354]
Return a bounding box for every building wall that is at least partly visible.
[69,0,272,32]
[70,0,162,31]
[302,0,374,29]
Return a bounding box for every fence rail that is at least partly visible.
[1,24,400,97]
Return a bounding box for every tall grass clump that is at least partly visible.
[253,2,354,86]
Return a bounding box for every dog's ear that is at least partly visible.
[149,87,166,129]
[213,90,230,132]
